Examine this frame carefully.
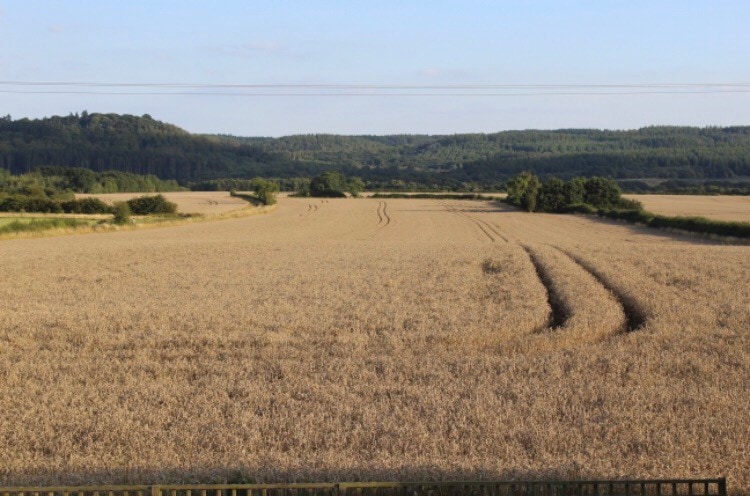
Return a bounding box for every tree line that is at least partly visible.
[0,167,180,216]
[2,113,750,187]
[505,173,642,212]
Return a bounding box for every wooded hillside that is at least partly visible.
[2,112,750,186]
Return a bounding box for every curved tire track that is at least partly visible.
[381,201,391,226]
[522,246,570,330]
[557,248,648,332]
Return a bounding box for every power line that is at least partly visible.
[1,81,750,89]
[1,89,750,97]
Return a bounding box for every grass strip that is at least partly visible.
[0,218,92,235]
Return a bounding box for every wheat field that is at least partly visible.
[624,194,750,222]
[78,191,248,215]
[0,197,748,490]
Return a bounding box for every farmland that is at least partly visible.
[0,197,748,490]
[78,191,249,215]
[624,194,750,222]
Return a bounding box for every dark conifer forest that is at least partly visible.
[2,112,750,189]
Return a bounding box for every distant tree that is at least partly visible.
[112,202,131,224]
[309,172,348,197]
[537,177,568,212]
[348,177,365,197]
[506,171,541,212]
[564,177,586,205]
[250,178,279,205]
[583,177,622,208]
[505,173,638,213]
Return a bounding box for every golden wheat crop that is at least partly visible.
[78,191,248,215]
[625,194,750,222]
[0,197,748,490]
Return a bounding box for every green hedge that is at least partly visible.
[568,204,750,238]
[0,195,112,214]
[126,194,178,215]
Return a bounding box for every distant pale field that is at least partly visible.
[626,194,750,222]
[78,191,248,215]
[1,198,748,488]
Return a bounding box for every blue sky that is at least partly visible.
[1,0,749,136]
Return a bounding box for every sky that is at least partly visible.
[1,0,750,136]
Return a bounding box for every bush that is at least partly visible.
[22,197,62,213]
[112,202,131,224]
[0,195,61,213]
[60,197,113,214]
[308,172,349,197]
[126,194,178,215]
[250,178,279,205]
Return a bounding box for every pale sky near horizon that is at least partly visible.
[1,0,749,136]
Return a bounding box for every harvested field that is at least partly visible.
[625,194,750,222]
[0,197,748,489]
[78,191,248,215]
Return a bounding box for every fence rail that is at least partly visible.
[0,479,727,496]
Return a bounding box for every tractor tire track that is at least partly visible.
[522,246,570,330]
[465,211,509,242]
[381,201,391,226]
[299,203,314,217]
[441,201,503,242]
[557,248,648,332]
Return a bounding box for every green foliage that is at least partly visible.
[348,177,365,197]
[0,195,62,213]
[33,166,184,193]
[3,113,750,189]
[112,202,131,224]
[250,178,279,205]
[583,177,622,208]
[59,197,112,214]
[568,204,750,238]
[308,172,349,197]
[126,194,178,215]
[507,173,642,213]
[0,168,183,215]
[370,193,494,200]
[191,177,308,192]
[537,178,568,212]
[619,179,750,195]
[506,172,541,212]
[0,217,90,235]
[565,178,586,205]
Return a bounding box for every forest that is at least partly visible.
[2,113,750,188]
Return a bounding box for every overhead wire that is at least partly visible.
[1,81,749,96]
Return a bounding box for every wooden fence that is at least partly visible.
[0,479,727,496]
